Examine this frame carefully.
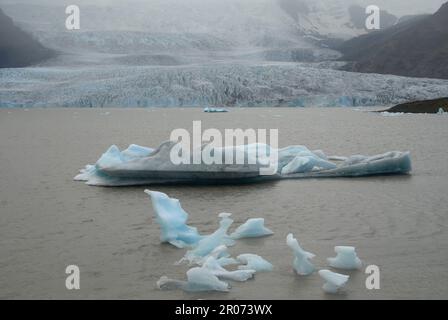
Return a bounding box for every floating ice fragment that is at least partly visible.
[286,233,316,276]
[328,246,362,270]
[180,213,235,264]
[230,218,274,239]
[202,257,255,282]
[237,254,273,272]
[194,245,238,267]
[203,107,228,113]
[318,270,349,294]
[157,267,230,292]
[144,190,202,248]
[438,108,446,115]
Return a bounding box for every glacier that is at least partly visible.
[286,233,316,276]
[2,0,448,109]
[2,63,448,108]
[75,141,412,186]
[328,246,363,270]
[230,218,274,239]
[318,270,350,294]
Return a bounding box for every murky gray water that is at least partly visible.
[0,108,447,299]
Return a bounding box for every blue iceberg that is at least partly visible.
[230,218,274,239]
[157,267,230,292]
[179,213,235,265]
[318,270,350,294]
[328,246,362,270]
[75,141,412,186]
[203,107,228,113]
[286,233,316,276]
[144,190,202,248]
[237,254,273,272]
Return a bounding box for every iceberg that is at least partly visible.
[203,107,228,113]
[328,246,362,270]
[202,257,256,282]
[158,256,255,293]
[193,245,238,267]
[286,233,316,276]
[144,190,202,248]
[230,218,274,239]
[438,108,446,115]
[179,213,235,265]
[157,267,230,292]
[318,270,350,294]
[75,141,412,187]
[237,254,273,272]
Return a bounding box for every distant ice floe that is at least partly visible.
[286,233,316,276]
[74,141,412,186]
[203,107,228,113]
[318,270,350,294]
[328,246,362,270]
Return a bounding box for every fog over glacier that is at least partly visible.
[1,0,447,107]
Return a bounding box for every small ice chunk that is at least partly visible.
[202,257,256,281]
[157,267,230,292]
[328,246,362,270]
[237,254,273,272]
[203,107,228,113]
[194,245,238,267]
[318,270,349,294]
[438,108,446,115]
[286,233,316,276]
[180,213,235,264]
[145,190,202,248]
[230,218,274,239]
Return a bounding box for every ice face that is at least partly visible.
[328,246,362,270]
[318,270,350,294]
[286,233,316,276]
[230,218,274,239]
[237,254,274,272]
[180,213,235,265]
[144,190,202,248]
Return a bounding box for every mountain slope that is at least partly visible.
[339,2,448,79]
[0,8,54,68]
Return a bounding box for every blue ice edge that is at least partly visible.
[74,141,412,186]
